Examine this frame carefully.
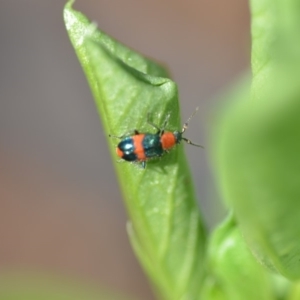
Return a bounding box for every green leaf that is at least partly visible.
[63,1,206,299]
[287,281,300,300]
[200,214,275,300]
[213,0,300,280]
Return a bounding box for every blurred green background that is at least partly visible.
[0,1,249,299]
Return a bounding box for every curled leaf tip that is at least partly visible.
[63,0,77,31]
[65,0,75,9]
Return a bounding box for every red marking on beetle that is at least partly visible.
[160,132,176,150]
[116,147,124,158]
[133,134,147,161]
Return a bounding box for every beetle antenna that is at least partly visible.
[162,113,171,132]
[182,137,204,148]
[181,106,199,133]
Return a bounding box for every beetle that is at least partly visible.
[110,107,203,168]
